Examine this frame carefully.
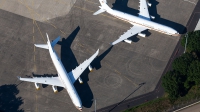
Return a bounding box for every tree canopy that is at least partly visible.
[162,71,183,99]
[188,60,200,85]
[181,31,200,52]
[172,53,195,75]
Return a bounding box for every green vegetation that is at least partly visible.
[181,31,200,53]
[124,30,200,112]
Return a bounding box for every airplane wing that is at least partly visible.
[138,0,150,20]
[111,25,147,45]
[68,49,99,84]
[18,76,65,87]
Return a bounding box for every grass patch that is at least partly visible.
[124,86,200,112]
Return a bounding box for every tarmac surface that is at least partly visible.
[0,0,197,112]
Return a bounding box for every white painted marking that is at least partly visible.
[184,0,196,5]
[195,19,200,31]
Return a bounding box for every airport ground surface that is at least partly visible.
[0,0,197,112]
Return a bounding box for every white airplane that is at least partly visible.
[18,33,99,111]
[93,0,180,45]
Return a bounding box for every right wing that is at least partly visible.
[68,49,99,84]
[18,76,65,87]
[111,25,147,45]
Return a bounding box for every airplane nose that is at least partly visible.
[76,106,82,111]
[172,33,180,36]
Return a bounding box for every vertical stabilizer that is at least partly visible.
[34,33,60,49]
[93,0,110,15]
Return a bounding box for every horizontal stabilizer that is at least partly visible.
[93,8,106,15]
[34,44,49,49]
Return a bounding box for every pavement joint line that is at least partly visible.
[74,5,115,20]
[34,20,46,43]
[19,0,36,21]
[50,23,58,29]
[77,42,93,54]
[34,53,36,62]
[60,29,66,35]
[184,0,196,5]
[17,0,40,17]
[16,85,71,105]
[35,94,37,112]
[173,100,200,112]
[52,0,66,5]
[85,0,99,5]
[33,26,34,33]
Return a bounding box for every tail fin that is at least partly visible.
[51,36,60,47]
[93,0,110,15]
[34,33,60,49]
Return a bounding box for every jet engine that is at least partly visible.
[138,33,146,38]
[88,65,93,72]
[124,39,132,44]
[150,16,155,19]
[35,83,40,90]
[148,3,152,7]
[78,77,83,84]
[52,85,58,93]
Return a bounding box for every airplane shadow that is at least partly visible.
[112,0,139,16]
[148,0,187,34]
[74,46,113,108]
[91,46,113,70]
[30,73,62,90]
[0,84,24,112]
[112,0,186,34]
[57,26,94,108]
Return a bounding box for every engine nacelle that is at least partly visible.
[150,16,155,19]
[124,39,132,44]
[78,77,83,84]
[52,86,58,93]
[148,3,152,7]
[35,83,40,90]
[88,65,93,72]
[138,33,146,38]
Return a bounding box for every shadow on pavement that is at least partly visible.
[108,82,145,112]
[91,46,113,70]
[0,84,24,112]
[112,0,187,34]
[58,26,94,108]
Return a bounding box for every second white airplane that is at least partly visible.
[93,0,180,45]
[18,33,99,111]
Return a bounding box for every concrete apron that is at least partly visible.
[0,0,76,22]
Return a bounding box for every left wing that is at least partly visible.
[18,76,65,87]
[68,49,99,84]
[111,25,147,45]
[138,0,150,20]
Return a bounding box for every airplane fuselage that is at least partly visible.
[107,9,179,36]
[48,42,82,111]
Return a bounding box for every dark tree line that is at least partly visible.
[162,30,200,101]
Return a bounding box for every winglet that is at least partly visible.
[17,76,21,80]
